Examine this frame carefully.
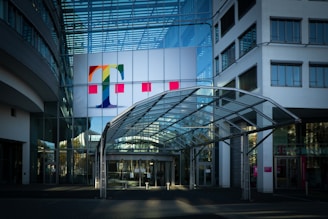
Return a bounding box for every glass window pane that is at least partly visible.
[317,67,324,87]
[271,65,278,86]
[325,68,328,87]
[309,22,316,43]
[278,65,285,86]
[317,23,324,44]
[309,67,316,87]
[293,21,300,43]
[293,66,301,86]
[286,65,293,86]
[286,21,293,42]
[278,21,285,42]
[271,20,278,41]
[325,23,328,44]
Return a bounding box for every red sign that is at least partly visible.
[264,167,272,172]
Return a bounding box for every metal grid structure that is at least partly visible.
[97,86,301,199]
[103,86,301,152]
[61,0,211,54]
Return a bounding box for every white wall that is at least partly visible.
[214,0,328,109]
[260,0,328,109]
[0,104,30,184]
[213,0,328,192]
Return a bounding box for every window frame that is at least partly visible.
[239,65,257,92]
[221,5,235,37]
[221,79,236,105]
[238,0,256,20]
[214,23,219,43]
[270,18,301,44]
[221,42,236,71]
[309,63,328,88]
[215,56,220,75]
[309,19,328,45]
[239,23,257,57]
[271,62,302,87]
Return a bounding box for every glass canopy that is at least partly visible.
[103,86,301,152]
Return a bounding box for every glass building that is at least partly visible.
[0,0,214,185]
[1,0,326,195]
[61,0,214,187]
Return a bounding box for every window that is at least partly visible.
[238,0,256,19]
[239,66,257,91]
[271,18,301,43]
[271,63,302,87]
[221,5,235,37]
[309,64,328,88]
[214,23,219,43]
[221,80,236,105]
[215,56,219,75]
[239,24,256,57]
[309,20,328,45]
[221,43,235,70]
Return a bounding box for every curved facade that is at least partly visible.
[0,0,65,184]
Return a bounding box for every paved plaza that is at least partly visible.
[0,185,327,218]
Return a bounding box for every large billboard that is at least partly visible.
[73,47,196,117]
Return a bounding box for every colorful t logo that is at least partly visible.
[88,64,124,108]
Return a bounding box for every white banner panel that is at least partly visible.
[73,47,196,117]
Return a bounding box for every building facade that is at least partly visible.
[0,0,215,187]
[1,0,327,193]
[213,0,328,192]
[0,0,68,184]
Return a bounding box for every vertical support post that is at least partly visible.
[165,161,170,186]
[242,133,251,201]
[171,158,175,186]
[189,148,195,189]
[99,136,107,199]
[154,160,158,187]
[138,159,142,187]
[94,147,99,189]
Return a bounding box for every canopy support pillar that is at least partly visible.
[189,148,195,189]
[99,135,107,199]
[242,133,251,201]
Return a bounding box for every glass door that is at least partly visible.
[45,162,57,184]
[275,157,299,189]
[197,164,212,186]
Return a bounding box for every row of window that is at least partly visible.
[215,0,328,45]
[222,63,328,91]
[0,0,59,79]
[216,17,328,74]
[214,0,256,42]
[215,23,257,73]
[271,18,328,45]
[273,63,328,88]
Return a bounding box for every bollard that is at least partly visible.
[166,182,170,190]
[145,182,149,190]
[305,181,308,196]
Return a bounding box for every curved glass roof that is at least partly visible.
[103,86,301,152]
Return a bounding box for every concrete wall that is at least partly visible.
[0,104,30,184]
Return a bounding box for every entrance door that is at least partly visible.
[198,164,212,186]
[275,157,299,189]
[0,141,22,184]
[45,162,57,184]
